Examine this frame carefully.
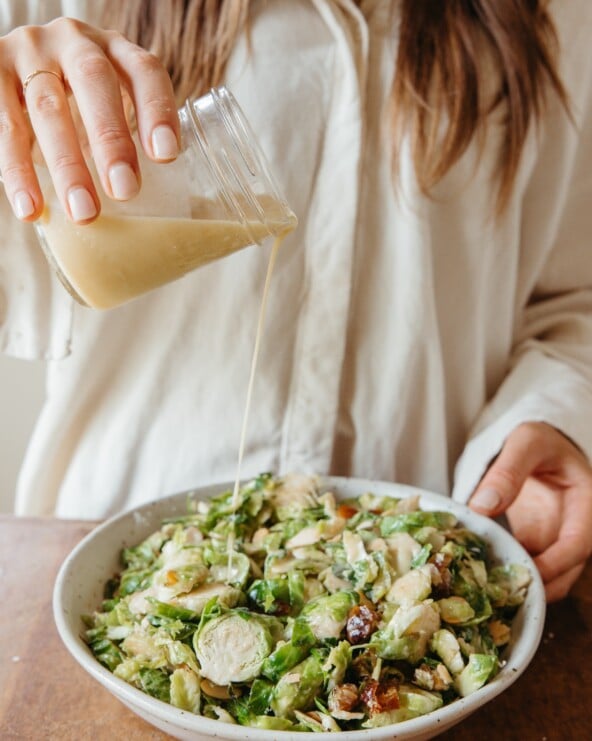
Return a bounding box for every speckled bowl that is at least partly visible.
[53,477,545,741]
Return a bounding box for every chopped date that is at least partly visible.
[377,678,401,711]
[346,604,379,644]
[360,678,400,716]
[360,678,381,715]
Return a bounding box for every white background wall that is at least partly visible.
[0,356,45,512]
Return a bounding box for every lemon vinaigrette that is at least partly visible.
[37,206,295,309]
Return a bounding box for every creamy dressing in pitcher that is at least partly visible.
[37,207,283,309]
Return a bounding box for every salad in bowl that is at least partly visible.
[72,473,537,736]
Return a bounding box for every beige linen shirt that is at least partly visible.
[1,0,591,518]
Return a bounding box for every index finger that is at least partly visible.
[61,40,141,202]
[469,424,553,516]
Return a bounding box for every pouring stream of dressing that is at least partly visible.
[226,233,287,574]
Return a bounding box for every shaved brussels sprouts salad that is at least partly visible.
[84,474,531,732]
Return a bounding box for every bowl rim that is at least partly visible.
[53,476,546,740]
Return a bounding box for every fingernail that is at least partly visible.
[471,487,501,511]
[108,162,139,200]
[67,187,97,222]
[151,125,178,160]
[14,190,35,219]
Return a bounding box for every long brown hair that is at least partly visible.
[103,0,568,209]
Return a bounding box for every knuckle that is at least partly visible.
[51,150,83,177]
[29,91,67,117]
[129,48,165,77]
[0,111,25,141]
[92,123,132,150]
[7,24,42,46]
[0,160,33,183]
[47,16,84,35]
[105,29,126,44]
[141,93,177,124]
[75,53,113,82]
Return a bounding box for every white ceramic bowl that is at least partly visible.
[53,477,545,741]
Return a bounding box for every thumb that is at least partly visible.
[469,426,545,516]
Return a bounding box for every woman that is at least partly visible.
[0,0,590,602]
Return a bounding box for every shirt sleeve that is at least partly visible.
[0,191,74,360]
[0,0,101,360]
[452,8,592,503]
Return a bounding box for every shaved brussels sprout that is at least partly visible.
[205,549,250,588]
[488,564,532,607]
[300,591,358,640]
[438,596,476,625]
[387,566,433,604]
[247,678,274,715]
[170,666,201,713]
[85,630,123,671]
[270,475,319,521]
[401,684,444,715]
[122,529,169,570]
[193,611,273,685]
[270,654,325,718]
[388,601,440,639]
[357,491,404,512]
[247,571,305,616]
[455,653,498,697]
[431,629,465,675]
[385,532,423,576]
[261,620,316,681]
[248,716,295,730]
[138,667,170,702]
[447,529,489,562]
[173,582,242,615]
[451,575,493,625]
[248,578,290,614]
[370,631,431,665]
[380,511,457,537]
[145,598,199,623]
[323,640,352,690]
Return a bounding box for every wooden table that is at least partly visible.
[1,516,591,740]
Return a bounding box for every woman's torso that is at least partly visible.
[2,0,588,517]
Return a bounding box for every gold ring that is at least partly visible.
[22,69,64,95]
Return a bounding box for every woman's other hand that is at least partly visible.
[0,18,179,223]
[469,422,592,602]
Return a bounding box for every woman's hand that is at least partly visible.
[0,17,179,223]
[469,422,592,602]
